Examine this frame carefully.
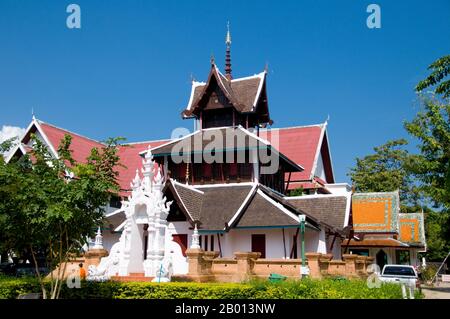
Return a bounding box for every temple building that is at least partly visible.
[6,27,425,279]
[343,192,426,270]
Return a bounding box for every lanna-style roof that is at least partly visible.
[163,179,323,232]
[182,64,270,125]
[148,126,304,173]
[6,117,173,196]
[351,191,400,233]
[261,123,335,190]
[9,119,334,196]
[164,179,206,222]
[11,118,105,163]
[286,194,351,232]
[347,192,426,250]
[398,213,426,247]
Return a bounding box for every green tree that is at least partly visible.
[423,210,450,261]
[288,186,304,197]
[404,97,450,210]
[0,134,123,299]
[411,55,450,261]
[348,139,420,212]
[416,55,450,98]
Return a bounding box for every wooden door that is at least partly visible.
[251,234,266,258]
[172,234,188,257]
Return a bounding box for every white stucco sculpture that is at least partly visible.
[88,146,173,278]
[151,253,174,282]
[86,242,122,281]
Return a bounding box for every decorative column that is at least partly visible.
[342,254,358,278]
[305,253,322,279]
[234,252,260,282]
[84,227,108,269]
[186,248,203,276]
[191,224,201,249]
[93,227,104,249]
[142,148,172,277]
[118,220,132,276]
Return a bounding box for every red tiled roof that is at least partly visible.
[261,125,325,186]
[117,141,169,194]
[36,120,170,195]
[38,122,104,164]
[27,120,329,196]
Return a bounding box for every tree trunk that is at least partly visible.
[30,245,47,299]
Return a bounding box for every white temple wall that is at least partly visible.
[165,221,192,275]
[102,231,121,253]
[315,152,327,181]
[218,228,322,259]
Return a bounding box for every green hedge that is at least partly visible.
[0,276,41,299]
[0,276,422,299]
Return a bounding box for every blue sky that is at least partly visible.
[0,0,449,183]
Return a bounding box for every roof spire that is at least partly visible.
[225,21,232,80]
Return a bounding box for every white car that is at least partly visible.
[379,264,419,289]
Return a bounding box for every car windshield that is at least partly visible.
[383,266,416,277]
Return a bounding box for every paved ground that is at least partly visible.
[421,282,450,299]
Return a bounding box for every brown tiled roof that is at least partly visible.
[184,66,266,116]
[286,195,348,231]
[198,184,254,230]
[164,180,324,232]
[150,127,267,156]
[231,77,263,112]
[150,127,303,172]
[234,191,299,228]
[171,182,204,221]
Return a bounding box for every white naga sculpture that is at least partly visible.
[87,146,173,281]
[87,242,122,281]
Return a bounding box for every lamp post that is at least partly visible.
[298,215,309,277]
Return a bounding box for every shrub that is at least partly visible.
[0,275,40,299]
[0,275,420,299]
[418,264,439,282]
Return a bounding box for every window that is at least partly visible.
[109,195,122,208]
[291,235,298,259]
[349,249,369,256]
[212,163,222,181]
[251,234,266,258]
[396,250,411,265]
[204,235,209,251]
[210,235,215,251]
[383,266,416,277]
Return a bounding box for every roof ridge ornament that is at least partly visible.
[225,21,232,45]
[225,21,232,80]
